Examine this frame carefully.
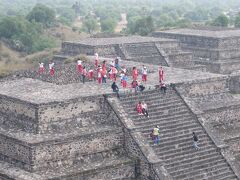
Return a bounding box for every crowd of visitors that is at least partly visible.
[36,53,202,150]
[38,53,167,93]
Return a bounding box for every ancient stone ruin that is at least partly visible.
[1,31,240,180]
[153,27,240,74]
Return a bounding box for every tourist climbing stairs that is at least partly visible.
[119,88,238,180]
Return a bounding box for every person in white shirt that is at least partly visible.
[39,62,45,74]
[142,101,149,117]
[77,59,82,73]
[95,53,99,68]
[49,62,55,76]
[142,66,147,82]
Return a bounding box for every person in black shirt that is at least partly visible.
[139,82,145,92]
[193,132,199,150]
[111,82,120,98]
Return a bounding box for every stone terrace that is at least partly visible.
[56,36,203,71]
[155,28,240,39]
[0,63,235,179]
[153,28,240,74]
[67,36,176,46]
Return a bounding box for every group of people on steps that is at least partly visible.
[38,53,199,150]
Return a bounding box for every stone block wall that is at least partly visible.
[176,77,228,98]
[94,45,118,58]
[0,94,137,179]
[0,95,38,133]
[123,43,160,57]
[0,95,109,134]
[62,42,94,56]
[155,41,180,51]
[0,128,124,172]
[229,73,240,93]
[168,52,192,62]
[153,32,219,48]
[126,56,168,66]
[62,42,120,58]
[202,105,240,128]
[218,37,240,49]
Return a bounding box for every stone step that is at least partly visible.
[147,132,207,146]
[165,152,223,172]
[134,115,194,129]
[170,156,226,176]
[133,111,193,123]
[120,92,176,103]
[154,139,213,158]
[174,163,232,180]
[134,113,194,126]
[130,110,192,124]
[125,101,185,114]
[136,122,202,135]
[122,96,182,107]
[147,134,210,149]
[184,168,238,180]
[211,171,238,180]
[142,123,202,140]
[130,107,190,119]
[156,144,216,160]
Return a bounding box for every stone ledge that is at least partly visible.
[0,161,43,180]
[0,155,135,180]
[0,125,121,145]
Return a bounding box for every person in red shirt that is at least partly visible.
[111,66,118,81]
[136,101,143,115]
[97,66,102,84]
[82,66,87,83]
[122,73,128,88]
[102,60,106,72]
[88,69,93,81]
[159,66,164,82]
[102,68,107,83]
[49,62,55,76]
[142,66,147,82]
[39,62,45,74]
[94,53,99,68]
[77,59,83,73]
[132,67,138,81]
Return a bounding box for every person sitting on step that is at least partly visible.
[111,82,120,98]
[136,101,143,115]
[160,81,167,93]
[139,82,145,92]
[142,101,149,117]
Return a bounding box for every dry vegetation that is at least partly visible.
[0,23,89,77]
[0,41,60,77]
[46,24,89,44]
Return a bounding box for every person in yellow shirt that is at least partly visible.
[152,125,160,145]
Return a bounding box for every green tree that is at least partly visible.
[100,18,117,33]
[0,16,55,53]
[57,7,75,26]
[156,14,176,28]
[235,14,240,28]
[212,14,229,27]
[27,4,56,27]
[127,16,154,36]
[82,16,99,34]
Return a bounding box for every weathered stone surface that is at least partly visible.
[153,28,240,74]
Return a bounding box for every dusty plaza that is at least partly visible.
[1,28,240,180]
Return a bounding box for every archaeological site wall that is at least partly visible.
[0,88,138,179]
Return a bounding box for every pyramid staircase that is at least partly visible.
[117,88,238,180]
